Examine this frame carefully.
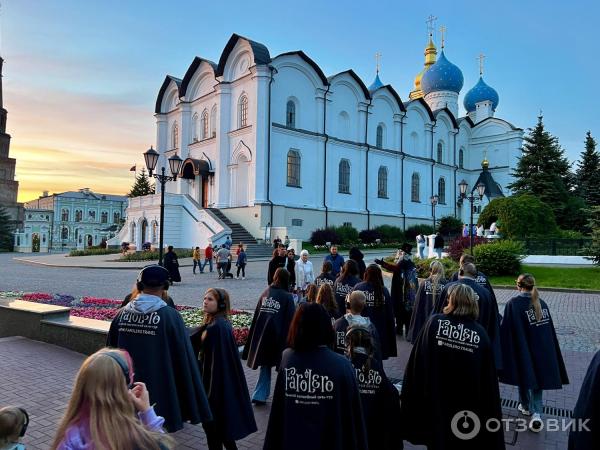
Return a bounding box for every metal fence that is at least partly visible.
[516,238,592,256]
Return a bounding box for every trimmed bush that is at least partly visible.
[69,248,121,257]
[374,225,405,243]
[447,236,489,261]
[405,224,435,241]
[473,240,524,276]
[437,216,463,236]
[310,228,341,246]
[333,225,359,244]
[359,228,382,244]
[413,257,459,279]
[119,248,194,262]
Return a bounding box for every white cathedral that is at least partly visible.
[111,32,523,250]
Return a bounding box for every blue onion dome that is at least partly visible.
[463,76,499,112]
[368,73,384,92]
[420,51,464,95]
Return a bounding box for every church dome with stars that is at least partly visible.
[463,76,499,112]
[421,51,464,95]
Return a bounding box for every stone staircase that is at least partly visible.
[207,208,274,258]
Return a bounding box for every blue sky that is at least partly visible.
[2,0,598,201]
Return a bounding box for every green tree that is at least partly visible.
[575,131,600,207]
[128,168,155,197]
[0,207,14,250]
[478,194,558,238]
[584,206,600,265]
[508,115,576,227]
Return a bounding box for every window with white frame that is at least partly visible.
[437,142,443,163]
[113,212,120,224]
[459,148,464,169]
[172,122,179,148]
[201,109,209,139]
[192,113,199,142]
[377,166,388,198]
[238,94,248,128]
[210,105,217,137]
[376,124,384,148]
[286,100,296,128]
[438,177,446,204]
[339,159,351,194]
[411,172,420,202]
[75,209,82,222]
[101,211,108,224]
[287,150,301,187]
[61,227,69,240]
[61,209,69,222]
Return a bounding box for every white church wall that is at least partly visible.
[404,105,429,159]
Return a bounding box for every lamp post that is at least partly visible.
[458,180,485,255]
[143,146,183,266]
[430,194,439,233]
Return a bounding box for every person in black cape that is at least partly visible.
[267,247,287,285]
[315,260,336,288]
[569,349,600,449]
[406,259,447,343]
[107,265,212,432]
[433,262,502,370]
[263,303,368,450]
[348,246,367,281]
[243,268,296,404]
[500,273,569,432]
[163,246,181,284]
[333,260,361,316]
[345,324,402,450]
[353,264,397,359]
[401,283,505,450]
[450,253,499,314]
[374,242,417,337]
[190,288,257,449]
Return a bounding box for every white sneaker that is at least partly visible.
[235,276,239,279]
[242,276,245,280]
[518,403,531,416]
[529,413,543,432]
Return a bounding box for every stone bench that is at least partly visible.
[0,299,109,355]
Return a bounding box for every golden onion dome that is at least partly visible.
[410,35,437,100]
[482,157,490,169]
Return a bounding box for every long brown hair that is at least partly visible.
[443,284,479,320]
[346,326,376,374]
[429,260,445,307]
[203,288,231,325]
[517,273,542,321]
[51,349,173,450]
[304,283,318,303]
[316,283,338,317]
[364,264,384,304]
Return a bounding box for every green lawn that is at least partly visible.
[489,265,600,290]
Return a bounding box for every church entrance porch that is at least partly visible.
[180,158,213,209]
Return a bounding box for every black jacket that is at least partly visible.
[267,255,287,285]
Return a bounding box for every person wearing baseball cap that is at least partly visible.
[107,264,212,432]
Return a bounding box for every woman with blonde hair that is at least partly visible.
[52,348,174,450]
[401,284,504,449]
[316,283,339,322]
[500,273,568,432]
[407,260,447,343]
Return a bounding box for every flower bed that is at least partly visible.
[3,291,252,346]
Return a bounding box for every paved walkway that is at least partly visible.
[0,336,594,450]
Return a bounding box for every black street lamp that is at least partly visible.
[430,194,439,232]
[143,146,183,265]
[458,180,485,255]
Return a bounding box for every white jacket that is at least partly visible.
[295,259,315,289]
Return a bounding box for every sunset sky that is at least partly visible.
[3,0,598,202]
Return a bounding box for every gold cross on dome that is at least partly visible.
[426,15,437,36]
[477,53,486,76]
[440,25,447,49]
[375,52,381,74]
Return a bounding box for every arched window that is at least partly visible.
[377,166,388,198]
[61,227,69,240]
[201,109,209,139]
[238,94,248,128]
[61,209,69,222]
[459,148,464,169]
[152,221,158,243]
[437,142,443,163]
[411,172,420,202]
[376,124,384,148]
[113,212,120,223]
[210,105,217,137]
[339,159,351,194]
[172,122,179,148]
[438,178,446,204]
[75,209,82,222]
[101,211,108,224]
[88,210,96,221]
[191,113,199,142]
[286,100,296,128]
[287,150,301,187]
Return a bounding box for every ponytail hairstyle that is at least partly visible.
[429,260,445,306]
[345,326,376,375]
[517,273,542,321]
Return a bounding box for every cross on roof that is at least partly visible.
[375,52,381,74]
[478,53,486,76]
[439,25,447,49]
[426,15,437,37]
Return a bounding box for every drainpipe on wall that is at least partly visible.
[400,113,405,230]
[430,122,436,217]
[364,100,372,229]
[453,132,458,218]
[266,66,277,229]
[322,84,331,228]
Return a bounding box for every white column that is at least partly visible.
[253,65,272,204]
[214,83,231,207]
